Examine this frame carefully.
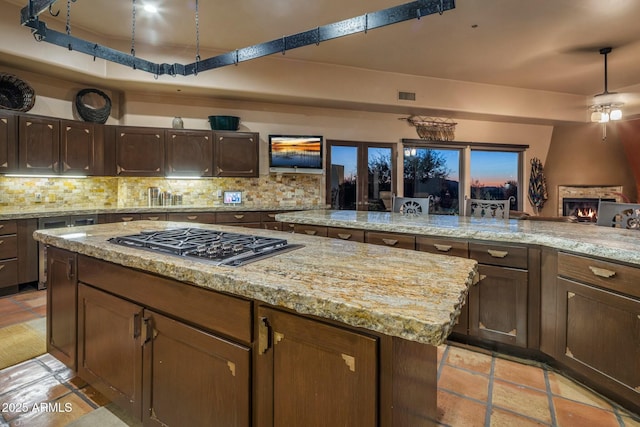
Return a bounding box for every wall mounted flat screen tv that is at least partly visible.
[269,135,323,174]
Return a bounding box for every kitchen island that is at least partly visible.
[275,209,640,415]
[34,220,478,427]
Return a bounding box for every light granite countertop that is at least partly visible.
[275,210,640,266]
[0,205,320,221]
[33,220,478,346]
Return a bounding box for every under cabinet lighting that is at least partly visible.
[165,176,203,180]
[5,174,88,179]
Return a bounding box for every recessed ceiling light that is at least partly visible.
[144,4,158,13]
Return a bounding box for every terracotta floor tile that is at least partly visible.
[489,407,550,426]
[0,298,21,314]
[32,305,47,317]
[547,371,614,410]
[493,357,546,391]
[11,290,46,304]
[437,390,486,427]
[8,392,94,427]
[78,384,111,407]
[553,396,620,427]
[438,365,489,402]
[491,379,552,424]
[445,346,493,375]
[0,310,39,328]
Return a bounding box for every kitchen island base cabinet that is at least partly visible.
[256,307,377,427]
[47,247,77,370]
[78,283,251,426]
[556,278,640,414]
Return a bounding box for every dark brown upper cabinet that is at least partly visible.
[18,115,60,174]
[115,126,165,176]
[0,110,17,173]
[166,129,213,177]
[213,131,259,177]
[17,116,102,175]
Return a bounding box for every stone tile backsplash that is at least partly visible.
[0,175,323,209]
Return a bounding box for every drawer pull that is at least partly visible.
[0,264,4,271]
[0,225,3,229]
[147,216,160,221]
[382,238,398,246]
[304,230,317,236]
[434,244,452,252]
[268,213,277,218]
[187,216,198,220]
[121,217,134,222]
[0,240,3,245]
[234,214,245,219]
[337,233,352,240]
[588,266,616,279]
[487,249,508,258]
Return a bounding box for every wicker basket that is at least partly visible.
[0,73,35,112]
[75,88,112,124]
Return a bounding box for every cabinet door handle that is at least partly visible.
[147,216,159,221]
[0,240,4,245]
[187,216,198,220]
[258,317,272,355]
[588,266,616,278]
[0,264,5,271]
[434,244,452,252]
[121,217,134,222]
[66,258,74,280]
[268,213,277,218]
[234,214,245,219]
[487,249,508,258]
[337,233,352,240]
[0,225,4,230]
[304,230,317,236]
[133,313,141,339]
[382,238,398,246]
[142,317,154,345]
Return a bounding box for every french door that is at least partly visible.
[326,140,396,211]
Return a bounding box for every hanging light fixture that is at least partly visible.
[589,47,624,140]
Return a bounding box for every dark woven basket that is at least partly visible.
[0,73,35,112]
[75,88,111,124]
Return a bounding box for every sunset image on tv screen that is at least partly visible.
[270,136,322,168]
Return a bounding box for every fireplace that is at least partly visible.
[562,197,615,222]
[557,186,624,219]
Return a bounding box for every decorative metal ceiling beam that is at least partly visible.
[20,0,455,77]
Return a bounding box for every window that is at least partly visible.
[403,147,460,214]
[401,141,526,215]
[470,150,520,210]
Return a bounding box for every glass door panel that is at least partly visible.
[329,145,358,210]
[327,142,396,211]
[367,147,393,211]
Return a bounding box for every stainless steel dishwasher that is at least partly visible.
[37,214,98,289]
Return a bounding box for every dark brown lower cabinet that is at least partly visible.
[77,283,143,416]
[77,282,251,426]
[143,310,250,427]
[469,264,528,347]
[256,306,377,427]
[556,277,640,412]
[47,247,77,370]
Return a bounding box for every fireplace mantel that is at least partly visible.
[557,185,623,216]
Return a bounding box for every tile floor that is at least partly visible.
[1,287,639,426]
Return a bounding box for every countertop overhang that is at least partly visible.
[33,220,478,346]
[275,210,640,266]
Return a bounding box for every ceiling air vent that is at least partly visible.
[398,91,416,101]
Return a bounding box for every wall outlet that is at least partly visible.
[216,190,222,198]
[35,193,42,202]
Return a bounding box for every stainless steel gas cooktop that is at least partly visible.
[108,228,302,267]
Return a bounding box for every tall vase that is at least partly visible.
[172,116,184,129]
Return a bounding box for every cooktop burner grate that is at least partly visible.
[109,227,302,266]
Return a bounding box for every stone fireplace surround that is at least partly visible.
[557,185,623,217]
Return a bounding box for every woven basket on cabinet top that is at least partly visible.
[75,88,112,124]
[0,73,36,112]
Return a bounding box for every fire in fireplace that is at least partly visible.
[562,198,615,222]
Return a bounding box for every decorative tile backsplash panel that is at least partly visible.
[0,175,323,209]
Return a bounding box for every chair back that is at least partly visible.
[392,197,430,216]
[465,198,511,219]
[596,201,640,229]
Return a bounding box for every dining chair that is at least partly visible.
[391,196,430,216]
[465,197,513,219]
[595,201,640,229]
